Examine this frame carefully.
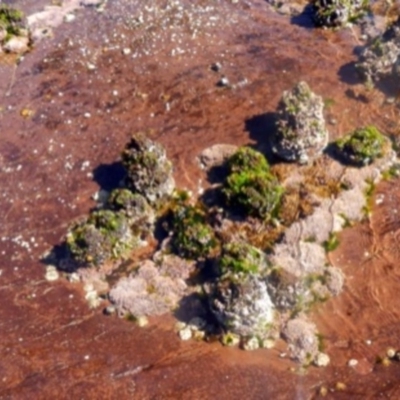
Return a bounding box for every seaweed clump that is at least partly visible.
[273,82,328,164]
[223,147,284,219]
[334,126,386,166]
[312,0,369,28]
[169,202,218,260]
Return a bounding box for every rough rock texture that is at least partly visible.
[109,257,195,317]
[273,81,328,164]
[312,0,368,28]
[198,143,238,171]
[121,134,175,205]
[282,317,320,364]
[357,20,400,86]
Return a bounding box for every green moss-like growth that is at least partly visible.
[335,126,386,166]
[322,232,340,252]
[223,147,284,219]
[0,5,23,34]
[170,203,218,260]
[66,210,138,266]
[226,146,270,175]
[219,242,269,277]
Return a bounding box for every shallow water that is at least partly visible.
[2,0,400,398]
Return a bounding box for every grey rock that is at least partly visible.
[273,81,328,164]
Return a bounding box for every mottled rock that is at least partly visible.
[198,143,238,171]
[273,82,328,164]
[109,258,195,317]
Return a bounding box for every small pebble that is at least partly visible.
[210,62,222,72]
[348,359,358,367]
[242,337,259,351]
[217,76,229,87]
[45,265,59,282]
[314,352,330,367]
[179,327,192,341]
[387,348,396,359]
[136,316,149,327]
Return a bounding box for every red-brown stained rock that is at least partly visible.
[2,0,400,399]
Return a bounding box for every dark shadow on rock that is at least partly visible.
[206,164,229,184]
[245,112,281,164]
[338,61,363,86]
[92,161,126,192]
[290,4,315,29]
[40,241,81,273]
[345,88,370,104]
[173,293,210,323]
[374,76,400,98]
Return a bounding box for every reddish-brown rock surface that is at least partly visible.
[2,1,400,398]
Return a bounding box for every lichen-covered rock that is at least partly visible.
[334,126,387,166]
[169,203,218,260]
[66,210,143,267]
[273,82,328,164]
[223,147,284,219]
[207,242,275,338]
[312,0,368,28]
[121,133,175,205]
[109,257,195,317]
[357,21,400,86]
[107,188,155,228]
[282,317,320,365]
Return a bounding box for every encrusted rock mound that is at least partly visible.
[121,133,175,205]
[207,242,275,338]
[273,81,328,164]
[357,20,400,86]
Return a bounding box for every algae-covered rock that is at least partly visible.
[121,133,175,205]
[207,242,275,338]
[356,20,400,86]
[66,210,143,267]
[334,126,387,166]
[273,82,328,164]
[107,188,155,227]
[170,203,218,260]
[223,147,284,219]
[312,0,368,28]
[0,5,30,54]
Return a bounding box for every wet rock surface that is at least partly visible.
[3,0,400,398]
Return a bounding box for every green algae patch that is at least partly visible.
[335,126,387,166]
[66,210,141,267]
[0,5,24,38]
[170,202,218,260]
[223,147,284,220]
[219,241,269,277]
